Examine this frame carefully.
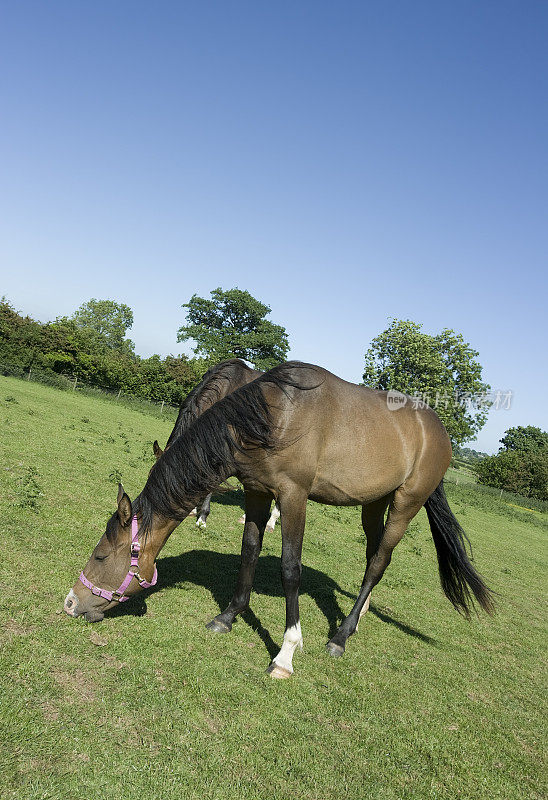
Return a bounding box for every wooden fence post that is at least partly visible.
[72,376,78,391]
[160,400,165,414]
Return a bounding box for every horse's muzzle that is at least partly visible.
[63,589,79,616]
[63,589,105,622]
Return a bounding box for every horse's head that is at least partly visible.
[63,484,160,622]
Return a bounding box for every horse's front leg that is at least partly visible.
[206,489,272,633]
[266,488,307,679]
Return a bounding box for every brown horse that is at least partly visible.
[64,362,493,678]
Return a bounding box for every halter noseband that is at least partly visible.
[78,515,158,603]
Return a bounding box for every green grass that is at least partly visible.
[1,375,546,800]
[446,465,477,485]
[446,465,548,514]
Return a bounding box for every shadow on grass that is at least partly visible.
[210,487,246,511]
[111,550,436,654]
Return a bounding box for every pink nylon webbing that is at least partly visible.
[78,516,157,602]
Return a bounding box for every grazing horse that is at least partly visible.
[64,362,493,678]
[159,358,280,531]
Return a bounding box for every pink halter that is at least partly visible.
[79,515,158,603]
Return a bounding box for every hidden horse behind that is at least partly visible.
[64,361,493,678]
[157,358,280,531]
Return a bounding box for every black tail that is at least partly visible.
[424,481,494,618]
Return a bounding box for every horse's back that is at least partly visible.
[264,365,451,505]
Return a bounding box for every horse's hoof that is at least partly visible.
[266,663,292,679]
[326,642,345,658]
[265,525,275,533]
[196,519,206,529]
[238,515,246,525]
[206,619,231,634]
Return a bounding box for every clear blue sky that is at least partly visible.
[1,1,546,453]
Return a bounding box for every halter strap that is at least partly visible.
[78,516,158,603]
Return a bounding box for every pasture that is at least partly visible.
[1,376,546,800]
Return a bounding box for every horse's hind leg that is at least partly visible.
[326,487,422,657]
[206,489,272,633]
[356,494,392,631]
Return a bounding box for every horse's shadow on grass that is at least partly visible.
[112,550,436,657]
[210,487,246,511]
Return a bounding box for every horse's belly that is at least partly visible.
[309,461,406,506]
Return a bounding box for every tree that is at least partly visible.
[474,447,548,501]
[72,299,134,352]
[0,297,205,403]
[473,424,548,501]
[0,298,43,369]
[363,319,490,444]
[499,425,548,454]
[136,354,202,403]
[453,446,489,463]
[177,287,290,370]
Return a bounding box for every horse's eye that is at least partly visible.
[95,554,108,562]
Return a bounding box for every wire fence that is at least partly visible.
[0,361,180,420]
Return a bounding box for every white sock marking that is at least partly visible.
[272,622,303,674]
[266,504,280,531]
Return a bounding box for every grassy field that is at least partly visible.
[1,375,546,800]
[446,465,478,485]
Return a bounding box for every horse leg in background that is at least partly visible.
[266,489,307,679]
[356,494,393,631]
[195,493,212,529]
[188,494,212,525]
[206,489,272,633]
[265,501,280,532]
[326,487,422,657]
[239,500,280,530]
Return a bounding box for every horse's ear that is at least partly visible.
[153,440,163,460]
[117,484,132,526]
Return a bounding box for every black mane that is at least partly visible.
[166,359,259,447]
[136,362,318,532]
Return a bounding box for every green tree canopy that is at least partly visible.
[474,424,548,501]
[453,446,489,463]
[72,298,134,352]
[474,426,548,501]
[177,287,290,370]
[0,298,202,405]
[0,298,43,367]
[362,319,490,444]
[499,425,548,453]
